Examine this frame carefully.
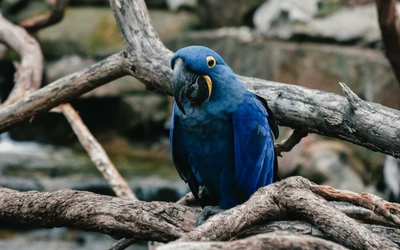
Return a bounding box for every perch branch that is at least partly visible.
[0,177,398,249]
[0,186,198,241]
[333,202,392,226]
[376,0,400,86]
[157,231,349,250]
[55,103,136,199]
[20,0,70,33]
[274,129,308,157]
[309,182,400,227]
[0,0,398,159]
[0,13,43,106]
[234,221,400,247]
[175,177,396,249]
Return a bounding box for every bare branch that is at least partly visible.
[20,0,70,33]
[0,177,399,248]
[0,52,125,129]
[0,13,43,106]
[334,202,393,227]
[376,0,400,86]
[56,103,136,200]
[0,186,198,241]
[274,129,308,157]
[309,182,400,227]
[176,177,397,249]
[157,231,349,250]
[235,221,400,247]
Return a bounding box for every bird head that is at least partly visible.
[170,46,234,115]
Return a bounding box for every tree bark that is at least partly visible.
[0,187,198,241]
[157,231,349,250]
[1,177,398,249]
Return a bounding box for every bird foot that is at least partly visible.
[195,206,225,227]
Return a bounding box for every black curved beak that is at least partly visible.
[171,58,197,115]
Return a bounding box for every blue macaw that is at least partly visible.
[169,46,279,225]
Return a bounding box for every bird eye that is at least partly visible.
[206,56,216,68]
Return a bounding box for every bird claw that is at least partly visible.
[198,185,209,199]
[195,206,225,227]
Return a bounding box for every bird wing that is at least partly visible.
[170,104,192,182]
[170,104,217,206]
[232,92,276,202]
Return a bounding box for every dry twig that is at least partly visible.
[56,103,136,199]
[20,0,70,33]
[274,129,308,157]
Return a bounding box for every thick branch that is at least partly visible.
[157,231,349,250]
[235,221,400,247]
[310,182,400,227]
[0,177,399,249]
[177,177,397,249]
[376,0,400,86]
[57,103,136,200]
[20,0,70,33]
[0,53,125,129]
[0,13,43,106]
[0,187,198,241]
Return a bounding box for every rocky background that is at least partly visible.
[0,0,399,249]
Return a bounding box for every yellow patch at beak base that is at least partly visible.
[202,75,212,100]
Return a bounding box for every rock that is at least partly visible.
[117,94,169,133]
[166,0,197,11]
[196,0,265,28]
[384,156,400,202]
[37,7,198,58]
[167,28,400,110]
[38,7,124,58]
[277,133,365,193]
[253,1,395,45]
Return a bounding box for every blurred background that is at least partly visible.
[0,0,399,249]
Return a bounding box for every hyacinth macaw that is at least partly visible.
[169,46,279,225]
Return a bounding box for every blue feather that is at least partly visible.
[169,46,278,209]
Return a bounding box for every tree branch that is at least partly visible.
[157,231,350,250]
[234,221,400,247]
[376,0,400,86]
[55,103,136,200]
[0,13,43,106]
[310,182,400,227]
[0,186,198,241]
[176,177,397,249]
[1,177,398,249]
[274,129,308,157]
[20,0,70,33]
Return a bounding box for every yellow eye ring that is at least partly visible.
[206,56,216,68]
